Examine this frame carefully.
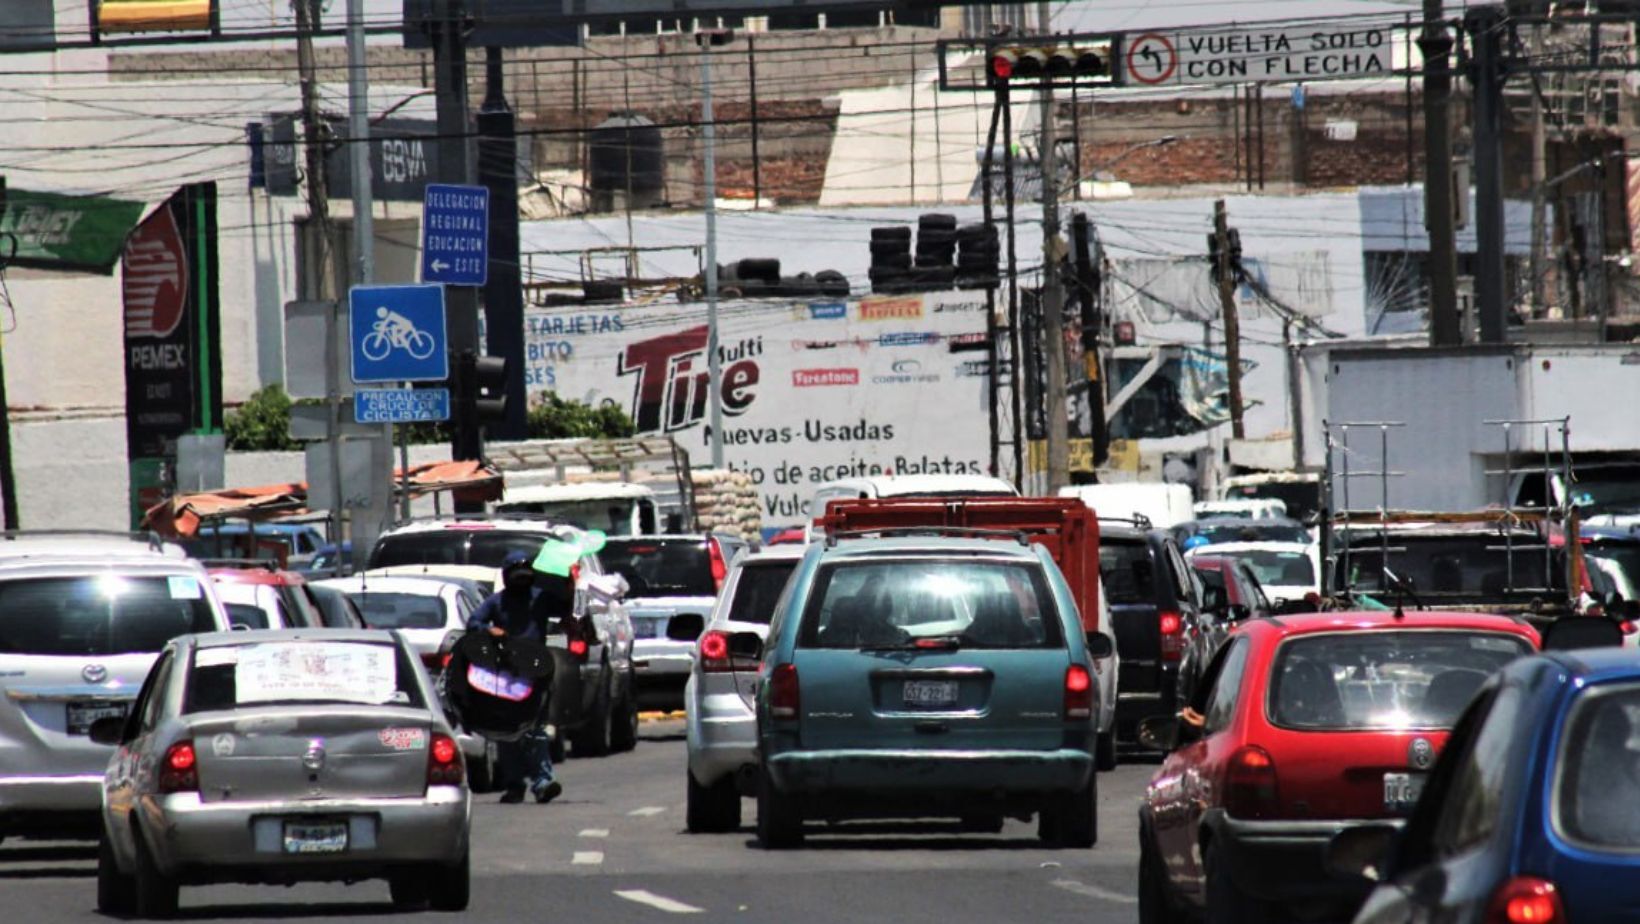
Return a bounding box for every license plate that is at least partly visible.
[903,680,959,709]
[67,701,128,736]
[282,821,348,855]
[632,618,659,639]
[1383,772,1425,812]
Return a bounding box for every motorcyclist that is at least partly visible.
[467,550,582,804]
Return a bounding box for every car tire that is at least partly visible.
[609,672,639,754]
[97,828,136,916]
[1096,729,1119,771]
[571,676,613,758]
[131,823,179,919]
[1138,827,1178,924]
[755,765,803,849]
[1205,840,1271,924]
[686,768,742,833]
[1037,773,1097,848]
[426,851,471,912]
[389,869,430,908]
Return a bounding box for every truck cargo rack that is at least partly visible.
[824,526,1031,548]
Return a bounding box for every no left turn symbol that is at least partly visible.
[1126,32,1177,85]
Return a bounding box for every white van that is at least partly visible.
[1058,482,1194,529]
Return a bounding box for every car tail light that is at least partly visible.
[769,663,800,720]
[568,638,589,660]
[708,538,729,592]
[1159,610,1185,662]
[420,651,448,672]
[427,732,464,787]
[1623,621,1637,636]
[1064,664,1094,721]
[1224,745,1279,819]
[159,741,198,794]
[1487,876,1563,924]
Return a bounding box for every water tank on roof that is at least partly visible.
[589,111,664,213]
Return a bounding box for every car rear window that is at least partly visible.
[349,592,448,630]
[1557,683,1640,849]
[1100,539,1156,605]
[1223,549,1315,587]
[1198,522,1311,544]
[1269,631,1532,731]
[602,540,714,597]
[185,640,425,712]
[224,603,272,630]
[0,575,219,656]
[1337,536,1550,598]
[798,559,1063,650]
[727,561,798,625]
[370,530,558,570]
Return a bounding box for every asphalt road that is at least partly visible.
[0,720,1152,924]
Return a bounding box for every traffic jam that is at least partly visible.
[0,463,1634,921]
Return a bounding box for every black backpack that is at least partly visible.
[443,632,555,742]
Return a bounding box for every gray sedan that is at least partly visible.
[92,629,472,918]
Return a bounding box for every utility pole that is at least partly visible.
[1467,5,1507,344]
[1419,0,1461,347]
[1213,199,1246,440]
[1071,212,1107,468]
[478,48,527,443]
[1528,22,1547,318]
[295,0,344,547]
[431,0,482,476]
[1036,1,1069,491]
[699,31,727,469]
[747,34,761,208]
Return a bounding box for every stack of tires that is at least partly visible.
[868,226,913,294]
[956,222,1001,290]
[909,213,958,290]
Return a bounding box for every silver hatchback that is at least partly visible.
[94,630,472,918]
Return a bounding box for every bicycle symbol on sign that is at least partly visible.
[361,306,437,362]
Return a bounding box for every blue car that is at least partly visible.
[1334,645,1640,923]
[750,533,1111,849]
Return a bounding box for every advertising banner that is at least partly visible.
[0,187,146,274]
[522,290,993,527]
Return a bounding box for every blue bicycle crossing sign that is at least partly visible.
[349,284,449,384]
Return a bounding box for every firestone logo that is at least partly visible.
[792,368,859,387]
[617,326,760,432]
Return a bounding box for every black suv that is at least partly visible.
[1097,521,1203,741]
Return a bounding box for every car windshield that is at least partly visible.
[498,499,637,536]
[798,559,1062,650]
[370,530,562,569]
[1558,683,1640,849]
[728,561,799,625]
[1336,535,1551,598]
[349,592,448,630]
[185,640,424,712]
[1100,539,1156,605]
[1269,631,1532,730]
[1220,549,1314,587]
[0,574,219,656]
[602,540,715,597]
[1196,522,1311,545]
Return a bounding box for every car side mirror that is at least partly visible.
[1085,630,1114,659]
[1227,603,1252,622]
[1324,823,1400,882]
[666,612,707,642]
[88,716,126,747]
[728,631,763,660]
[1135,715,1179,751]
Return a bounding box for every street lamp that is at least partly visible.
[1059,135,1180,199]
[698,28,733,470]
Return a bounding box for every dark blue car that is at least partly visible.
[1336,646,1640,923]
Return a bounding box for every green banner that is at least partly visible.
[1,187,145,274]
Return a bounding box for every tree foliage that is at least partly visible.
[223,385,299,452]
[527,393,636,439]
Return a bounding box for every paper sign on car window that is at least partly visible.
[234,642,397,705]
[168,576,203,599]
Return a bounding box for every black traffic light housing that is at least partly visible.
[455,350,510,428]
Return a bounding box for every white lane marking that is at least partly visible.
[614,890,704,914]
[628,806,666,817]
[1051,878,1138,905]
[578,828,610,838]
[573,851,605,865]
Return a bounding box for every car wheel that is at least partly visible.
[609,673,639,754]
[571,676,613,757]
[1096,730,1119,772]
[389,869,430,908]
[131,823,179,919]
[97,828,136,916]
[426,851,471,912]
[1138,826,1177,924]
[1037,773,1097,848]
[686,768,742,833]
[1205,840,1271,924]
[755,764,803,849]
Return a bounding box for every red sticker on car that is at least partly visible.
[378,727,427,751]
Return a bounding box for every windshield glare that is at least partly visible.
[602,541,714,597]
[799,559,1062,650]
[1270,631,1531,730]
[1222,549,1314,587]
[1558,684,1640,849]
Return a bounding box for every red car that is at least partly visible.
[1138,611,1540,924]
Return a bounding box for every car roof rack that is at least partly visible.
[0,529,170,553]
[824,526,1031,548]
[1096,515,1153,530]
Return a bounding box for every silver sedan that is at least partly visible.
[93,629,472,918]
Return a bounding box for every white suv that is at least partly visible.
[0,534,229,841]
[685,545,805,832]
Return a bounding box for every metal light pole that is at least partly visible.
[1036,3,1068,492]
[699,31,728,469]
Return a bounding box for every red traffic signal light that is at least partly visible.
[989,43,1111,83]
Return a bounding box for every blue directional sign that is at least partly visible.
[355,387,451,424]
[349,284,448,384]
[421,183,489,286]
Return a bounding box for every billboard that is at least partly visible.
[521,290,993,526]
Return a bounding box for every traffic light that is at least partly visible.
[989,42,1112,85]
[456,351,510,424]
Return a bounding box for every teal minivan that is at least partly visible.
[753,532,1110,848]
